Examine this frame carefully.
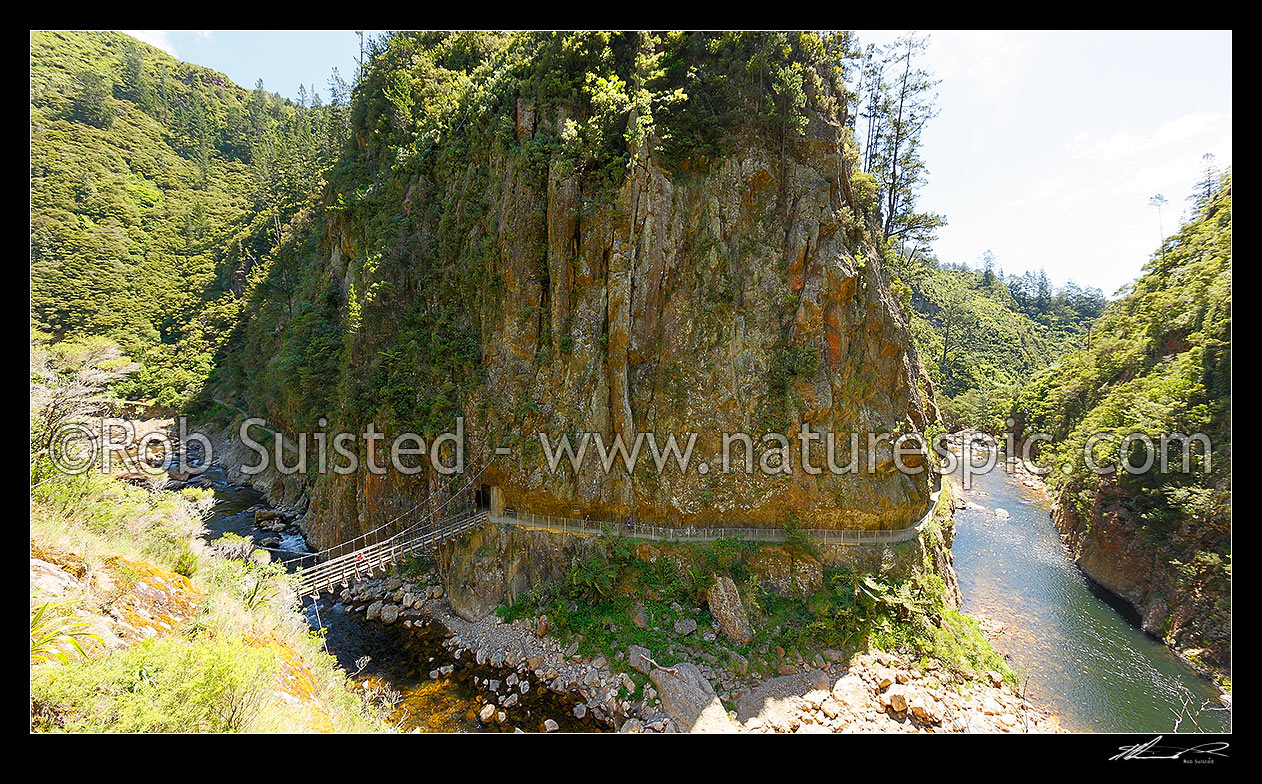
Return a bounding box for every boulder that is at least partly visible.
[909,694,941,724]
[705,575,754,645]
[882,685,909,713]
[673,617,698,636]
[831,674,870,708]
[649,662,738,733]
[628,645,653,675]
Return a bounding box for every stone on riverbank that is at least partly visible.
[673,618,698,636]
[649,662,738,733]
[628,645,652,675]
[706,575,754,645]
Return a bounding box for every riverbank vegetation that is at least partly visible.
[1015,177,1230,526]
[29,463,393,732]
[30,341,390,732]
[497,486,1015,701]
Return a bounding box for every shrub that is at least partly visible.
[31,635,277,732]
[174,549,199,578]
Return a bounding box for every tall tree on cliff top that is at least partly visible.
[867,33,945,246]
[855,42,885,174]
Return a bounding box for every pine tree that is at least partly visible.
[1191,153,1219,211]
[1036,268,1052,312]
[855,43,885,174]
[868,33,945,244]
[118,43,151,110]
[1149,193,1169,260]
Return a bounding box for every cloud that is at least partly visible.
[118,30,214,58]
[926,30,1038,101]
[120,30,177,56]
[856,30,1040,105]
[1068,112,1226,162]
[988,110,1229,292]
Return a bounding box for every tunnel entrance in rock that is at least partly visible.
[475,485,503,516]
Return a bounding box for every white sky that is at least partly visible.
[856,30,1232,295]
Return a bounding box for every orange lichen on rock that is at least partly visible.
[247,634,337,733]
[100,556,205,643]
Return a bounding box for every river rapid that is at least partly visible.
[195,466,595,732]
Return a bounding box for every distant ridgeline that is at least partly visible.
[1015,178,1232,677]
[30,30,348,406]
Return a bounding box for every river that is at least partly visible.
[195,466,595,732]
[951,457,1230,732]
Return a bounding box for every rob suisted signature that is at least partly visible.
[1111,736,1230,762]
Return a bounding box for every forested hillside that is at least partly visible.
[888,251,1105,431]
[30,31,347,406]
[1015,178,1231,676]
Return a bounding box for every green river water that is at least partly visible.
[952,461,1230,732]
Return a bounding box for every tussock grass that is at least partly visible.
[30,464,393,733]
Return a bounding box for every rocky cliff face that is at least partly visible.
[301,123,932,550]
[226,34,937,554]
[1052,485,1230,676]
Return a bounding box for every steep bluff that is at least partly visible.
[1052,487,1230,677]
[220,33,937,552]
